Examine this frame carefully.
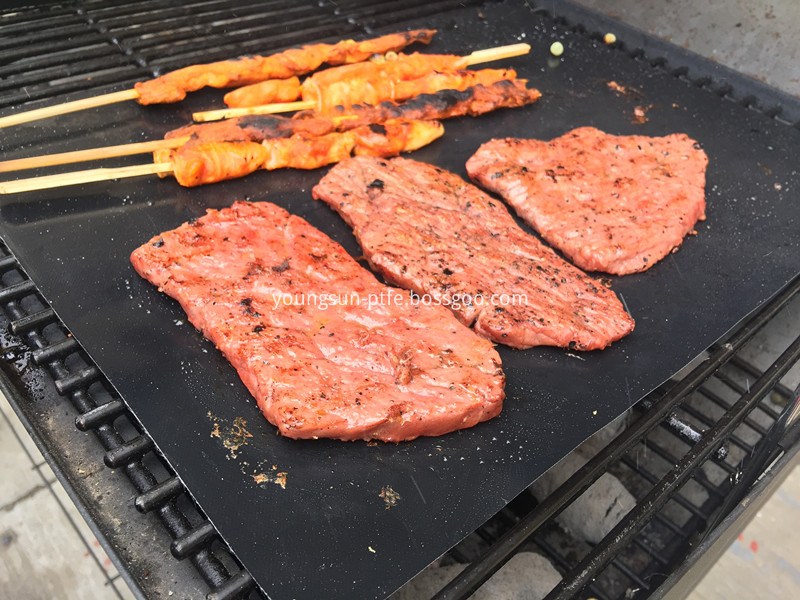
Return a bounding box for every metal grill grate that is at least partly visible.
[427,276,800,600]
[0,0,488,111]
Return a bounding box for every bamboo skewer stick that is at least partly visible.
[0,136,190,173]
[0,163,173,194]
[464,43,530,66]
[192,43,531,123]
[194,101,316,122]
[0,89,140,129]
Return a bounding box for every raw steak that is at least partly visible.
[466,127,709,275]
[312,157,634,350]
[130,201,504,442]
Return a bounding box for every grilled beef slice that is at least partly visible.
[130,201,504,442]
[312,157,634,350]
[466,127,708,275]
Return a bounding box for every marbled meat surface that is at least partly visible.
[466,127,708,275]
[313,156,634,350]
[130,201,504,442]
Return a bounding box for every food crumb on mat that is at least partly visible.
[604,32,617,44]
[607,81,627,94]
[549,41,564,57]
[251,464,288,489]
[380,485,401,509]
[632,105,651,124]
[207,411,252,459]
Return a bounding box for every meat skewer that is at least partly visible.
[0,80,540,178]
[178,79,540,144]
[0,79,541,193]
[203,68,516,120]
[0,29,435,128]
[222,42,530,109]
[158,119,444,187]
[195,43,530,122]
[0,119,443,193]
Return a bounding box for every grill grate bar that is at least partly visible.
[635,433,729,496]
[726,354,796,406]
[117,5,332,53]
[696,385,771,438]
[716,366,784,422]
[75,399,126,431]
[135,476,184,513]
[206,570,256,600]
[530,538,613,600]
[9,307,56,335]
[55,365,101,395]
[606,556,652,593]
[649,509,693,539]
[631,537,671,566]
[0,52,135,90]
[172,522,219,560]
[133,21,361,72]
[620,455,709,521]
[83,0,287,30]
[31,336,80,365]
[678,401,756,455]
[104,435,154,468]
[0,9,82,36]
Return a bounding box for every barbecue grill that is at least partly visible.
[1,1,799,599]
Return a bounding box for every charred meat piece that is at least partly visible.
[313,157,634,350]
[130,201,504,442]
[466,127,708,275]
[164,80,541,147]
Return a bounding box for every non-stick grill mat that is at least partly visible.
[1,2,799,599]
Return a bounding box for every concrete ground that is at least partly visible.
[0,392,134,600]
[571,0,800,98]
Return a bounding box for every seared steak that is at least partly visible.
[130,201,504,442]
[312,157,634,350]
[466,127,708,275]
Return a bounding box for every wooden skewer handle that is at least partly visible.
[0,163,173,194]
[465,43,531,66]
[0,137,190,173]
[0,89,140,129]
[193,100,317,123]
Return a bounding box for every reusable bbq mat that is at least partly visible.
[1,1,799,598]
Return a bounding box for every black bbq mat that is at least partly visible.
[1,1,799,598]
